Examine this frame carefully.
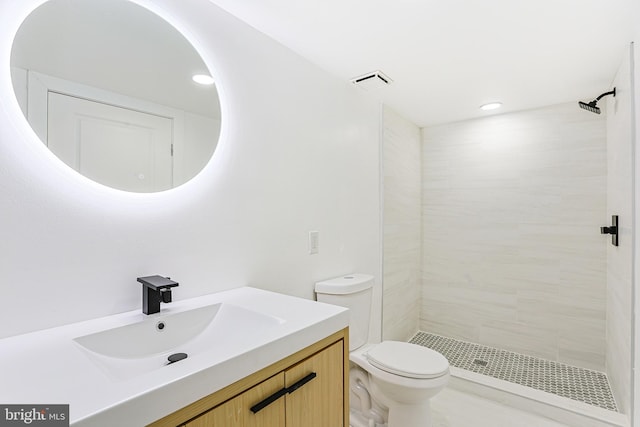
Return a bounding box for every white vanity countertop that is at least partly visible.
[0,287,348,426]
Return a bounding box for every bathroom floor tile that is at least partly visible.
[409,331,617,411]
[431,387,572,427]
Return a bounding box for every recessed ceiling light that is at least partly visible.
[480,102,502,111]
[192,74,215,85]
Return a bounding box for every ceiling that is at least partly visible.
[210,0,637,127]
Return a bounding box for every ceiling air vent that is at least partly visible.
[350,70,392,91]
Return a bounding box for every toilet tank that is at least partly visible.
[315,274,374,351]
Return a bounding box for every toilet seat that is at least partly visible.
[366,341,449,379]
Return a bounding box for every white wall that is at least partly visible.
[181,112,221,185]
[382,105,421,341]
[606,44,635,416]
[0,0,382,339]
[421,102,608,371]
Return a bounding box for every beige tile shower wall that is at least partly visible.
[421,102,607,371]
[633,39,640,427]
[382,106,421,341]
[605,46,634,415]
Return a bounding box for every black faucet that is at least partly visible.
[137,275,179,315]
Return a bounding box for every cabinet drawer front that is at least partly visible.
[285,341,344,427]
[185,373,285,427]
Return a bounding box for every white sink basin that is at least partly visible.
[73,303,283,380]
[0,287,349,426]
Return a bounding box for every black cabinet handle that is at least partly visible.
[287,372,317,394]
[249,372,317,414]
[250,388,288,414]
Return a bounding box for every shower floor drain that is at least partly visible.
[409,331,617,411]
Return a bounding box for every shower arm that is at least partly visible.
[593,88,616,102]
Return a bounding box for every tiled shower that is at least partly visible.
[382,89,632,416]
[419,102,607,369]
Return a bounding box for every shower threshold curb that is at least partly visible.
[448,366,628,427]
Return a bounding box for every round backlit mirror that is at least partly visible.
[11,0,221,193]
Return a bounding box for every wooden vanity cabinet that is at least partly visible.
[148,328,348,427]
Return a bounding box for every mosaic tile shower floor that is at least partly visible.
[409,331,618,412]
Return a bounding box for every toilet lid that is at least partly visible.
[366,341,449,379]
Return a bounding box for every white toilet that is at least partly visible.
[315,274,449,427]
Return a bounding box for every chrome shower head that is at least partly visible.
[578,88,616,114]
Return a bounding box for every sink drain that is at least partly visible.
[167,352,188,365]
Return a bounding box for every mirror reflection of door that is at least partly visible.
[48,92,173,192]
[11,0,222,193]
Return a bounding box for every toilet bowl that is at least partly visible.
[351,342,449,427]
[315,274,450,427]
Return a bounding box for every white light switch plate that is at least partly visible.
[309,231,319,254]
